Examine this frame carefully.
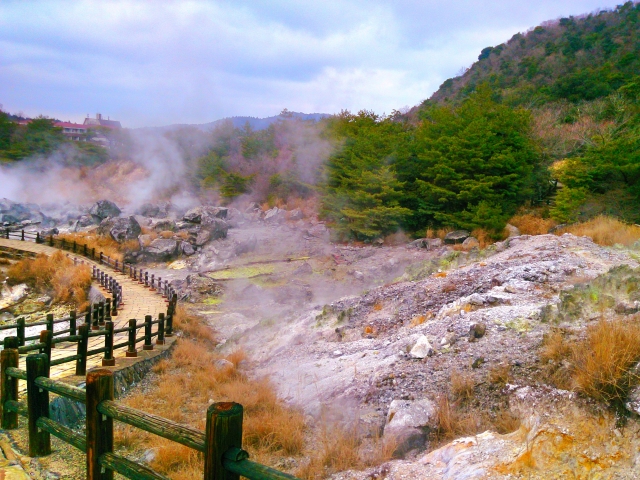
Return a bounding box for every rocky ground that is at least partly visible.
[4,196,640,478]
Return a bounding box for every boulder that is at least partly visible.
[462,236,480,249]
[444,230,470,245]
[89,200,121,221]
[181,241,195,256]
[135,203,160,218]
[200,218,229,240]
[408,238,444,250]
[183,206,228,224]
[145,238,178,260]
[626,385,640,415]
[195,229,212,247]
[151,219,176,232]
[409,336,434,359]
[384,399,436,456]
[469,323,487,340]
[288,208,304,221]
[104,216,141,243]
[264,207,286,223]
[505,223,521,238]
[72,214,97,230]
[138,234,153,248]
[183,274,223,302]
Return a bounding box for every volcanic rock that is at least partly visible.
[444,230,470,244]
[145,238,178,260]
[89,200,121,221]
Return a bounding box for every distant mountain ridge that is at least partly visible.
[142,111,332,132]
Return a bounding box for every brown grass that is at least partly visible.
[7,252,91,310]
[115,308,307,478]
[56,232,139,261]
[571,317,640,404]
[298,421,395,479]
[172,305,217,343]
[493,409,521,434]
[509,213,557,236]
[555,215,640,247]
[450,370,475,401]
[159,230,174,239]
[433,395,478,441]
[488,364,512,387]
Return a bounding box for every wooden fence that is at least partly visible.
[1,351,299,479]
[2,229,301,479]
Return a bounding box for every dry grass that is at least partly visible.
[172,305,217,343]
[488,364,512,387]
[56,232,139,261]
[509,213,557,236]
[433,395,478,441]
[298,421,395,479]
[555,215,640,247]
[115,308,307,478]
[450,370,475,401]
[7,252,91,310]
[159,230,174,239]
[571,317,640,404]
[493,409,521,435]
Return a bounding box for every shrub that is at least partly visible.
[7,252,91,310]
[571,318,640,405]
[56,232,139,261]
[509,213,557,235]
[555,215,640,246]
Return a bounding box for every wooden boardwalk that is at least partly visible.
[0,238,168,380]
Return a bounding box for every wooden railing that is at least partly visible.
[1,229,300,478]
[1,352,299,479]
[3,229,177,301]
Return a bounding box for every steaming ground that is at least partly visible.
[5,196,640,478]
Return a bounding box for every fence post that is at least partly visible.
[39,331,52,366]
[165,308,173,337]
[76,324,89,376]
[1,345,19,429]
[99,252,103,265]
[5,228,9,239]
[126,319,137,357]
[102,321,115,367]
[70,310,77,336]
[156,313,165,345]
[36,232,40,244]
[16,317,25,346]
[21,230,24,241]
[143,315,153,351]
[49,235,54,247]
[92,247,95,260]
[204,402,244,480]
[46,313,54,333]
[92,304,100,331]
[84,244,88,256]
[99,301,105,326]
[105,298,111,317]
[26,354,51,457]
[144,271,149,288]
[73,240,77,253]
[86,369,114,480]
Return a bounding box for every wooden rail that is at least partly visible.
[3,229,178,302]
[0,353,300,480]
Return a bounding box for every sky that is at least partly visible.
[0,0,626,128]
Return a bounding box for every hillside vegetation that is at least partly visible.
[320,2,640,240]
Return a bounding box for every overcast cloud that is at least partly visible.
[0,0,625,127]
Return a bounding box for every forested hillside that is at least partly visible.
[320,2,640,240]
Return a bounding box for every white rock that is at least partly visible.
[409,336,434,359]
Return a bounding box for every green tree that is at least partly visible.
[321,111,410,240]
[397,86,541,234]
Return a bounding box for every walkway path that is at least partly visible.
[0,238,169,379]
